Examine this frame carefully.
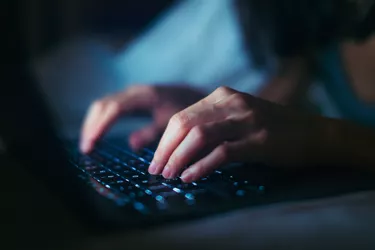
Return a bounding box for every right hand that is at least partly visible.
[80,84,206,153]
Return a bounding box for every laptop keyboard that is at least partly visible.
[66,139,266,215]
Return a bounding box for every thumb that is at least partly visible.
[129,124,161,150]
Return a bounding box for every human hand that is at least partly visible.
[149,86,321,182]
[80,85,206,153]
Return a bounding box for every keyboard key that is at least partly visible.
[148,185,171,192]
[159,191,180,198]
[136,163,147,169]
[172,187,182,194]
[112,165,123,170]
[82,160,94,165]
[155,195,164,202]
[136,197,164,212]
[236,190,246,197]
[184,193,195,200]
[161,195,190,209]
[84,165,98,171]
[176,183,200,190]
[258,186,265,192]
[128,160,137,166]
[100,176,123,185]
[133,202,148,214]
[147,176,161,185]
[163,178,182,185]
[122,170,136,175]
[131,175,149,182]
[109,182,133,193]
[91,171,111,179]
[137,149,154,162]
[144,189,153,196]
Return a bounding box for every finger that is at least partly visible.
[149,88,240,174]
[180,140,249,183]
[129,124,161,151]
[149,101,227,175]
[116,85,158,112]
[181,130,268,182]
[80,86,157,153]
[81,99,125,153]
[205,86,237,103]
[161,120,244,179]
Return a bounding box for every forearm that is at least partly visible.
[257,75,304,105]
[318,118,375,170]
[256,56,312,106]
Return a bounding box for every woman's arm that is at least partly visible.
[147,86,375,181]
[257,56,312,107]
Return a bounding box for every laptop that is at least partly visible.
[0,1,272,233]
[1,72,273,232]
[2,0,375,235]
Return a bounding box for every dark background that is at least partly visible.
[22,0,176,57]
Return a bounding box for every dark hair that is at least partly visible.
[236,0,375,69]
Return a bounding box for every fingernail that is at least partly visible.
[181,169,194,182]
[162,165,172,179]
[80,140,90,153]
[148,161,159,175]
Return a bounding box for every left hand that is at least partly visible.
[148,86,322,183]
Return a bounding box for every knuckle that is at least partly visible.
[217,144,230,161]
[126,84,141,92]
[191,126,207,144]
[241,111,255,123]
[214,86,235,96]
[231,93,249,109]
[198,98,210,107]
[128,84,155,94]
[91,97,123,115]
[170,112,190,129]
[91,100,105,111]
[106,100,121,114]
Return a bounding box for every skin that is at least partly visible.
[257,56,313,107]
[80,56,310,154]
[149,86,375,182]
[80,40,375,183]
[80,84,206,153]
